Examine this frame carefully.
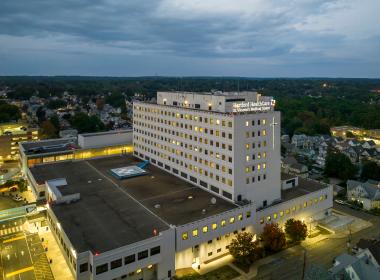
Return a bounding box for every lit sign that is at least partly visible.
[232,99,275,113]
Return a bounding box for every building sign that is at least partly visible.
[232,99,275,113]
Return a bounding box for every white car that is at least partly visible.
[334,199,346,205]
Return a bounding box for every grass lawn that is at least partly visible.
[174,265,240,280]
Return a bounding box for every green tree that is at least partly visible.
[260,223,286,252]
[284,219,308,243]
[324,149,357,181]
[40,120,58,139]
[0,102,21,123]
[70,112,105,133]
[361,160,380,181]
[229,232,262,266]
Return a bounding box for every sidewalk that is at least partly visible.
[39,229,74,280]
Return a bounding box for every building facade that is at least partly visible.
[133,91,281,208]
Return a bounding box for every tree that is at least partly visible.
[361,160,380,181]
[260,223,286,252]
[36,106,46,123]
[284,219,308,243]
[345,131,355,138]
[40,120,57,139]
[70,112,105,133]
[324,149,357,181]
[229,232,262,266]
[0,102,21,123]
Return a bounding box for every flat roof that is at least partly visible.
[281,177,328,201]
[29,155,237,253]
[21,138,78,155]
[79,129,132,138]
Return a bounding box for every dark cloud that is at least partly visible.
[0,0,379,76]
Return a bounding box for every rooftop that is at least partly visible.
[21,138,78,155]
[281,177,328,201]
[79,129,132,138]
[29,155,237,253]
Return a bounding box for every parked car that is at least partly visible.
[12,194,23,201]
[334,199,346,205]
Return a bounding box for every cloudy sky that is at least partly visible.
[1,0,379,77]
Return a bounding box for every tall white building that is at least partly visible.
[133,91,281,208]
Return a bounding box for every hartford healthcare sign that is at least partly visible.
[232,99,275,113]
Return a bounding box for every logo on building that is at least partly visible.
[232,99,275,113]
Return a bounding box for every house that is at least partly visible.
[291,134,308,149]
[362,140,377,150]
[346,180,380,210]
[282,156,309,178]
[356,239,380,268]
[329,252,380,279]
[342,146,360,163]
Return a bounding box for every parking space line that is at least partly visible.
[5,266,34,278]
[2,235,24,244]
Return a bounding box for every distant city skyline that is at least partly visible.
[1,0,379,78]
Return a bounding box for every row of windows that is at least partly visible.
[134,147,233,187]
[134,106,234,127]
[245,119,266,126]
[94,246,160,275]
[259,194,328,224]
[245,174,267,184]
[134,118,233,139]
[137,152,234,196]
[181,212,251,240]
[134,125,234,153]
[134,133,234,162]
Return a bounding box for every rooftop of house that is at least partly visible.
[29,155,237,253]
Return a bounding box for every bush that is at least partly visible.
[229,232,262,266]
[260,223,286,252]
[285,219,308,243]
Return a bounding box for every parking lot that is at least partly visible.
[0,231,54,280]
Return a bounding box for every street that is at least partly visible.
[253,203,380,280]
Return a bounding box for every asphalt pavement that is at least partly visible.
[252,202,380,280]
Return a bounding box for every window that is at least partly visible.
[96,264,108,275]
[208,240,213,244]
[245,121,249,127]
[125,254,135,265]
[203,226,208,233]
[221,220,226,227]
[217,248,222,253]
[138,250,148,260]
[238,214,243,221]
[212,223,217,230]
[111,259,122,270]
[246,211,251,218]
[150,246,160,256]
[230,217,235,224]
[182,232,188,240]
[79,263,88,273]
[192,229,198,237]
[208,252,213,257]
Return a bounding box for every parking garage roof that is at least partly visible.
[29,155,237,253]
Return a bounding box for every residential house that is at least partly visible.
[347,180,380,210]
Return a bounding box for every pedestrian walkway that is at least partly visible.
[39,229,74,280]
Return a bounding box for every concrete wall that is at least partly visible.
[78,130,133,149]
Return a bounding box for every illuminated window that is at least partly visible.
[245,167,250,173]
[238,214,243,221]
[260,218,264,224]
[262,119,266,125]
[212,223,217,230]
[262,130,266,136]
[267,216,271,221]
[182,232,188,240]
[303,202,307,208]
[192,229,198,237]
[230,217,235,224]
[245,121,249,127]
[280,211,284,217]
[203,226,208,233]
[273,213,278,219]
[221,220,226,227]
[246,211,251,218]
[245,144,250,149]
[285,209,290,214]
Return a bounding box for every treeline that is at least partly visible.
[1,77,379,134]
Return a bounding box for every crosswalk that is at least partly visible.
[0,225,24,236]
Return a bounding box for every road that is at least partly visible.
[252,203,380,280]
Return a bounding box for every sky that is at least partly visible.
[0,0,379,77]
